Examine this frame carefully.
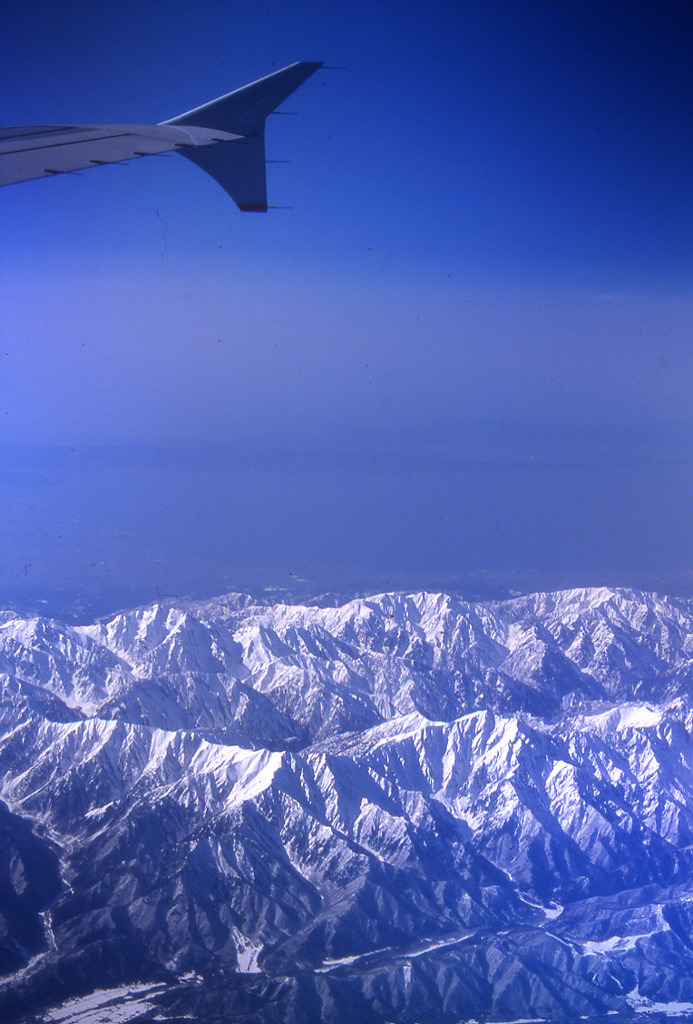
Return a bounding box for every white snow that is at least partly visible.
[629,995,693,1015]
[616,705,663,731]
[44,984,167,1022]
[318,932,474,972]
[582,933,646,954]
[4,586,693,1021]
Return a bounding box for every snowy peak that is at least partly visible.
[3,586,693,1022]
[4,585,693,743]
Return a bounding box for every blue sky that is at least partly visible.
[2,0,693,614]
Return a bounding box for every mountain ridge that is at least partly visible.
[2,586,693,1021]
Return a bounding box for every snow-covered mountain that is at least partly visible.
[3,587,693,1022]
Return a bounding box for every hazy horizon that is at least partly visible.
[3,420,692,621]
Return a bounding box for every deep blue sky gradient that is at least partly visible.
[2,0,693,613]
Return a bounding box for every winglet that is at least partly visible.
[162,61,322,211]
[163,62,323,137]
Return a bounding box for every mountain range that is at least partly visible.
[2,587,693,1022]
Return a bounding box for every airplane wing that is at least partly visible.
[0,61,322,211]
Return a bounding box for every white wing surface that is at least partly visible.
[0,61,322,211]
